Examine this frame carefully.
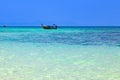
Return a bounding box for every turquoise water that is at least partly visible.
[0,27,120,80]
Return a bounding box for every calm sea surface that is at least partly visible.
[0,26,120,80]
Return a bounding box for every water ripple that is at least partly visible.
[0,31,120,46]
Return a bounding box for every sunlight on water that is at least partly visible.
[0,27,120,80]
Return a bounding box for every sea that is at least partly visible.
[0,26,120,80]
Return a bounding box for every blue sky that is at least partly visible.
[0,0,120,26]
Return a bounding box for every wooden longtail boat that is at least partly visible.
[41,24,57,29]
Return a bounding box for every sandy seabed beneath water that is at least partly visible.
[0,42,120,80]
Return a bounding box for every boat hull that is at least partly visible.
[42,26,57,29]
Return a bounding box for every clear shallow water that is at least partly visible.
[0,27,120,46]
[0,27,120,80]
